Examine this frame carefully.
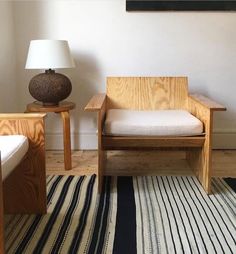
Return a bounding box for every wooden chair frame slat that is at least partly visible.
[102,136,205,149]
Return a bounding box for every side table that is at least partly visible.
[26,101,76,170]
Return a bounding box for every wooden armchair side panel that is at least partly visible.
[0,113,47,214]
[0,160,4,253]
[187,95,226,192]
[85,94,107,192]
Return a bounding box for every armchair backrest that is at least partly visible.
[106,77,188,110]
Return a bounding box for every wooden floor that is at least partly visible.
[47,150,236,177]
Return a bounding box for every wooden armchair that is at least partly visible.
[0,162,4,253]
[0,113,46,253]
[85,77,226,194]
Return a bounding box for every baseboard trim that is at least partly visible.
[46,133,97,150]
[45,132,236,150]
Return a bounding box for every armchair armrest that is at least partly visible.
[0,113,47,136]
[0,113,47,120]
[0,113,46,160]
[189,94,226,111]
[84,93,107,112]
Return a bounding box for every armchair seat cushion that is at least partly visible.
[0,135,29,180]
[104,109,203,136]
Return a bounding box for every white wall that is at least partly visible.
[12,0,236,149]
[0,1,17,112]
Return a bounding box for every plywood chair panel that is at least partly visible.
[106,77,141,109]
[0,113,47,214]
[139,77,188,110]
[107,77,188,110]
[0,113,47,252]
[0,162,4,254]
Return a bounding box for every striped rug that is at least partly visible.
[4,175,236,254]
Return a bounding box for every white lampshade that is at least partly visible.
[25,40,75,69]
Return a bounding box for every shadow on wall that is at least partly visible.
[13,1,102,149]
[67,52,103,149]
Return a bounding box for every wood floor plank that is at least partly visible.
[46,150,236,177]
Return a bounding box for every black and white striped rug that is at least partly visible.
[4,175,236,254]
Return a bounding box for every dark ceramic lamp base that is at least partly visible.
[29,69,72,106]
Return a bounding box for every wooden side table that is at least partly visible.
[26,101,76,170]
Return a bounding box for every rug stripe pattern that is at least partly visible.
[113,176,136,254]
[5,175,117,254]
[134,176,236,254]
[4,175,236,254]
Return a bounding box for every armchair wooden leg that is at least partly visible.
[186,143,212,194]
[199,143,212,194]
[97,103,106,194]
[98,149,106,193]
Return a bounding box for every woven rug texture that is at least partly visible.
[4,175,236,254]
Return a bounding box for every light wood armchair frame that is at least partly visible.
[85,77,226,194]
[0,113,47,253]
[0,162,4,253]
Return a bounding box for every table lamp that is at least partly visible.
[25,40,75,106]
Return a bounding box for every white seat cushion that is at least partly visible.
[104,109,203,136]
[0,135,29,180]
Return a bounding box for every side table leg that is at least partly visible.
[61,111,72,170]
